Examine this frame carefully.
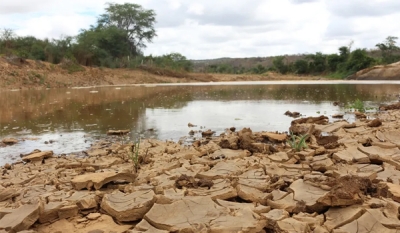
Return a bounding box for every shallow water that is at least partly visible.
[1,81,400,165]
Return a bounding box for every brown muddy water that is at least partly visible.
[1,81,400,165]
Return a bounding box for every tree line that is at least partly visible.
[273,37,399,78]
[0,3,192,72]
[203,37,400,78]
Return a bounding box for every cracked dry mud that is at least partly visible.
[2,105,400,233]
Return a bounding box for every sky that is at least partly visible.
[0,0,399,59]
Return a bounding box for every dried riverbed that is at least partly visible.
[1,102,400,232]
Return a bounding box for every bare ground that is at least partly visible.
[0,57,323,90]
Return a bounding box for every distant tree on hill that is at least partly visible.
[376,36,400,64]
[97,2,157,56]
[293,59,309,74]
[272,56,289,74]
[0,28,16,54]
[345,49,376,72]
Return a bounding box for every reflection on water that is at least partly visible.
[0,82,399,165]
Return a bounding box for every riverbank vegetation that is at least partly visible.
[0,3,192,74]
[0,2,399,79]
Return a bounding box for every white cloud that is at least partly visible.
[187,3,204,15]
[0,0,399,59]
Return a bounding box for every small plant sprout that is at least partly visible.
[128,138,141,172]
[287,132,308,152]
[348,98,365,112]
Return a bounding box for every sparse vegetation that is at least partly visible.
[128,139,141,172]
[287,132,308,152]
[347,99,365,112]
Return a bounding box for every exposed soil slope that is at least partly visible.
[0,57,321,90]
[347,61,400,80]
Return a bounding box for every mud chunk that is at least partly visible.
[219,136,239,150]
[2,138,18,145]
[58,205,79,219]
[323,206,365,231]
[318,176,372,207]
[333,147,370,164]
[22,150,53,162]
[187,122,196,127]
[237,128,266,153]
[0,204,40,232]
[380,102,400,110]
[332,114,344,118]
[0,188,19,202]
[201,129,215,137]
[284,111,300,118]
[289,179,328,213]
[335,210,393,233]
[196,161,241,180]
[39,201,64,223]
[71,172,136,190]
[291,115,329,125]
[175,174,197,189]
[276,218,311,233]
[236,184,272,205]
[354,111,366,118]
[107,129,129,135]
[378,182,400,202]
[262,132,287,142]
[134,219,169,233]
[87,213,101,220]
[144,196,266,232]
[367,118,382,127]
[262,209,290,229]
[175,174,213,189]
[187,179,236,200]
[101,190,156,222]
[317,135,338,147]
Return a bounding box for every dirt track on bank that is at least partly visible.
[0,57,323,90]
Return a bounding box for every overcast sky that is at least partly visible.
[1,0,399,59]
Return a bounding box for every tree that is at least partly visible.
[376,36,400,64]
[293,59,309,74]
[307,52,327,74]
[272,56,289,74]
[97,3,157,56]
[0,28,16,54]
[338,46,350,60]
[346,49,375,72]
